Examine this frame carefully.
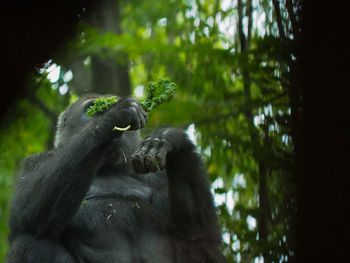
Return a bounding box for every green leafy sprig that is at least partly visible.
[85,96,118,117]
[141,78,176,112]
[85,78,176,131]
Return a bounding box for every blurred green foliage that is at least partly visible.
[0,0,298,262]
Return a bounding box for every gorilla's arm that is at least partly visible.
[10,139,105,239]
[9,96,146,239]
[131,128,222,249]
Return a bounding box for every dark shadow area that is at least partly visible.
[294,2,350,262]
[1,1,93,123]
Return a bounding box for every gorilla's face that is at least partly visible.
[54,94,141,167]
[54,94,101,148]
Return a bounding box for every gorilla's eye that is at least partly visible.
[83,99,96,113]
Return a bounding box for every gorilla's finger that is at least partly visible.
[131,139,153,173]
[132,142,149,159]
[131,106,142,130]
[156,147,167,170]
[139,137,152,149]
[138,109,147,129]
[141,108,148,124]
[131,154,148,173]
[145,147,158,173]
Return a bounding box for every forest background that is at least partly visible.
[1,1,349,263]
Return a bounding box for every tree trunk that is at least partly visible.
[90,55,131,97]
[272,0,286,40]
[68,58,93,95]
[237,0,271,261]
[88,0,131,96]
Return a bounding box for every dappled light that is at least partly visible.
[0,0,301,262]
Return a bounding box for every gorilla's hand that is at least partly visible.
[131,128,193,173]
[98,96,148,137]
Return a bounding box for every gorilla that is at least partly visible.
[7,94,227,263]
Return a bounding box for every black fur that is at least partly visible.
[7,95,227,263]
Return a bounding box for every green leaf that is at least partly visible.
[141,78,176,112]
[86,96,118,117]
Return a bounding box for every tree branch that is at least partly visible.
[247,0,253,47]
[285,0,298,38]
[272,0,286,40]
[238,2,271,261]
[25,75,58,120]
[258,125,272,263]
[26,92,58,120]
[237,0,247,52]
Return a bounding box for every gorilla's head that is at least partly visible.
[54,94,99,148]
[54,94,142,168]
